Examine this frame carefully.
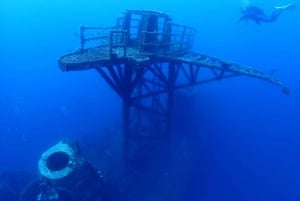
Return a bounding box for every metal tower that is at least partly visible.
[58,10,289,163]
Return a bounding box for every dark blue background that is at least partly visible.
[1,0,299,200]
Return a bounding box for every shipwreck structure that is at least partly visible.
[20,140,105,201]
[58,10,288,162]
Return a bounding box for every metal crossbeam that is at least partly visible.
[163,52,289,94]
[58,10,289,165]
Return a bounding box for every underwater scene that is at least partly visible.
[1,0,300,200]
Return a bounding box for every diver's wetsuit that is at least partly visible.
[240,6,284,24]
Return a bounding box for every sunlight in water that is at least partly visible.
[241,0,250,7]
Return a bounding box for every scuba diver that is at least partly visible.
[240,2,296,24]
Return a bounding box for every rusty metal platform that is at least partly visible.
[59,47,149,71]
[59,46,288,94]
[57,9,289,165]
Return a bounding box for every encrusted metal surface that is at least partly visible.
[58,9,289,94]
[58,46,149,71]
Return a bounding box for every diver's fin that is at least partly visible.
[274,2,296,11]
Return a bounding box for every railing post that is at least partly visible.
[109,31,113,58]
[123,30,128,57]
[179,26,186,52]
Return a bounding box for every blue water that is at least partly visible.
[1,0,300,200]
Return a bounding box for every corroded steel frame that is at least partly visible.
[58,9,289,164]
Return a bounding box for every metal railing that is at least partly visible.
[138,23,196,55]
[79,26,128,58]
[79,22,195,57]
[109,30,128,58]
[80,26,113,51]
